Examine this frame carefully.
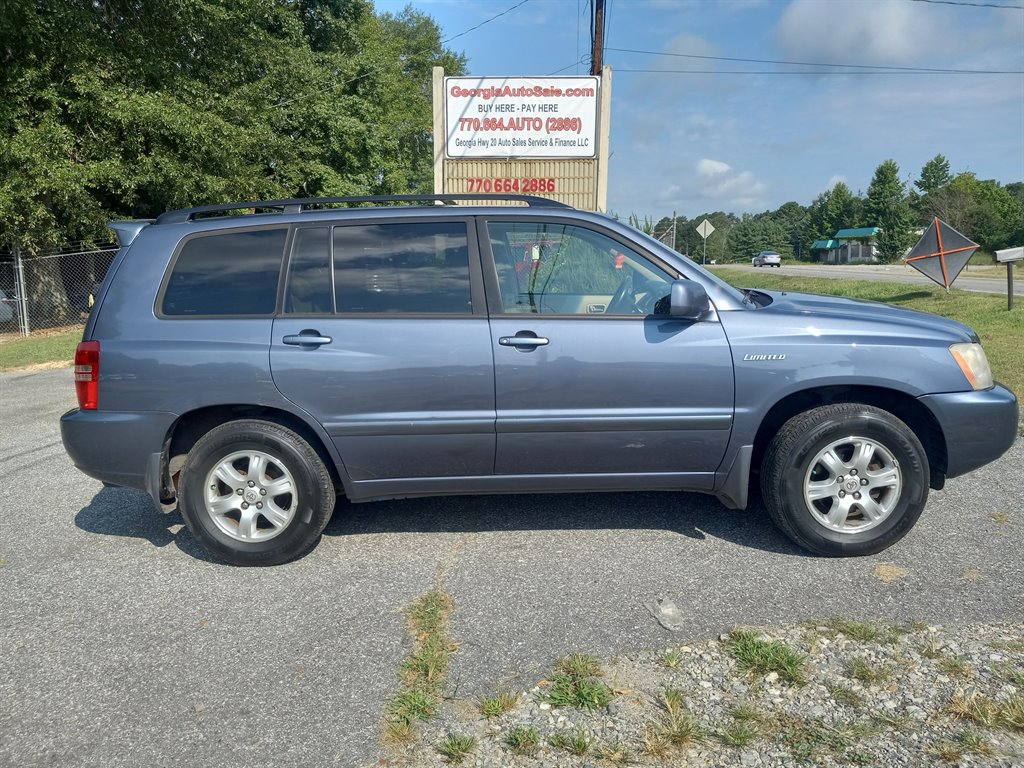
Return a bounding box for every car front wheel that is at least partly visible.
[178,420,335,566]
[761,404,928,556]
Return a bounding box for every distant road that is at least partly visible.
[728,263,1022,296]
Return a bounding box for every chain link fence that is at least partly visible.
[0,246,118,338]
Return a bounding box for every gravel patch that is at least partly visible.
[387,622,1024,767]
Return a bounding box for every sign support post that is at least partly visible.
[996,247,1023,311]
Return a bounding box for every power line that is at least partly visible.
[277,0,533,108]
[442,0,532,45]
[909,0,1024,9]
[606,46,1022,74]
[615,67,1023,75]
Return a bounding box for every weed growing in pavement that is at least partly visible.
[990,511,1010,524]
[817,617,897,643]
[539,652,613,711]
[871,710,912,728]
[776,715,878,763]
[436,733,477,764]
[844,656,892,684]
[557,652,603,678]
[596,739,636,764]
[503,725,539,754]
[826,682,865,709]
[994,661,1024,686]
[642,687,704,754]
[661,648,682,669]
[948,691,1000,728]
[934,728,994,762]
[383,589,455,743]
[717,720,758,748]
[549,727,590,755]
[938,657,972,679]
[728,629,807,685]
[920,636,943,659]
[1000,696,1024,732]
[478,690,519,719]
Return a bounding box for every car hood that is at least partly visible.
[756,289,977,343]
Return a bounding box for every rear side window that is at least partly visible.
[283,221,472,315]
[333,222,471,314]
[162,228,287,316]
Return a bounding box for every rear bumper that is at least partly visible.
[918,384,1018,479]
[61,408,177,492]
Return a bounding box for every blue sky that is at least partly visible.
[377,0,1024,220]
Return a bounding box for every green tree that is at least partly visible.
[865,159,912,262]
[0,0,464,255]
[915,154,951,195]
[924,173,1022,253]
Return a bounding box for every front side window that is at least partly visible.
[487,221,673,315]
[162,228,286,316]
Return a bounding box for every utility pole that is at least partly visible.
[590,0,605,75]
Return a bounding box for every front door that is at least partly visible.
[483,218,734,486]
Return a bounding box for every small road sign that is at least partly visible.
[696,219,715,239]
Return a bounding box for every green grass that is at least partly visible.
[844,657,892,684]
[712,267,1024,402]
[436,733,476,764]
[383,590,456,741]
[814,617,903,644]
[0,328,79,371]
[539,652,613,711]
[478,690,519,718]
[728,629,807,685]
[549,727,590,755]
[504,725,540,753]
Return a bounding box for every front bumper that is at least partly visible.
[918,384,1018,479]
[60,408,178,493]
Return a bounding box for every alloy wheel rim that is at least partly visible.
[803,436,902,534]
[203,450,297,542]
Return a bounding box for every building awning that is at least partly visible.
[834,227,880,240]
[811,239,839,250]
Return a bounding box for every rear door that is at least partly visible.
[270,217,496,483]
[482,217,734,485]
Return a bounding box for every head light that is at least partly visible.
[949,343,993,391]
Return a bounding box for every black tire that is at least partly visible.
[761,404,929,557]
[178,420,335,566]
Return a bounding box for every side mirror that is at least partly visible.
[669,279,710,320]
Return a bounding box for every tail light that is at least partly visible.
[75,341,100,409]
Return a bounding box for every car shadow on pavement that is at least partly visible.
[74,487,808,560]
[74,486,220,563]
[324,491,808,557]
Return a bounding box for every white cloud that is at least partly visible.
[697,158,731,176]
[825,175,847,191]
[776,0,932,65]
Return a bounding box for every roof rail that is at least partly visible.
[155,194,572,225]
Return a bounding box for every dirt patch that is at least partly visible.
[9,361,72,372]
[873,563,909,583]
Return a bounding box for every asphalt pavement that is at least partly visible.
[2,369,1021,767]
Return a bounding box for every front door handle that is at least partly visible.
[283,331,332,348]
[499,333,549,349]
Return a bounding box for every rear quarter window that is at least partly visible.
[161,228,287,316]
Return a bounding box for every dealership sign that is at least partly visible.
[445,76,599,159]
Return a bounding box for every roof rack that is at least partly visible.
[155,194,571,225]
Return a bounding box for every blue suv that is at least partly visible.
[61,195,1018,565]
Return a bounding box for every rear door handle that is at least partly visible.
[283,331,332,348]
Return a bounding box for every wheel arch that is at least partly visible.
[165,404,347,497]
[751,385,948,493]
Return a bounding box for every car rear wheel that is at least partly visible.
[761,404,928,556]
[178,420,335,566]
